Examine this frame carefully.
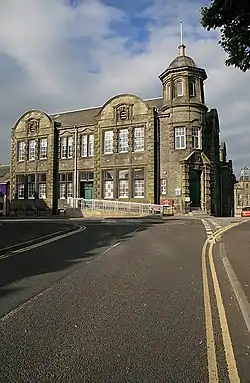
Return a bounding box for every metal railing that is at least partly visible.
[67,198,168,215]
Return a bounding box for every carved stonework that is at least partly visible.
[27,118,39,134]
[116,104,130,121]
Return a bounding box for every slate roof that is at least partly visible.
[0,165,10,183]
[50,97,164,127]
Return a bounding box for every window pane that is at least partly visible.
[176,81,183,96]
[134,168,144,179]
[88,171,94,180]
[134,127,144,151]
[192,128,200,149]
[38,173,46,182]
[189,80,196,97]
[28,183,35,199]
[103,180,113,199]
[103,170,114,180]
[60,137,67,158]
[81,135,88,157]
[134,180,144,198]
[40,138,47,159]
[118,180,128,198]
[68,136,73,158]
[104,130,113,154]
[118,129,128,152]
[89,134,94,156]
[17,184,25,199]
[118,169,129,179]
[38,183,46,199]
[28,140,36,160]
[67,182,73,198]
[59,183,66,199]
[18,141,26,161]
[174,127,186,149]
[67,173,73,182]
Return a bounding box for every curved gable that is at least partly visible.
[98,93,150,120]
[12,109,53,136]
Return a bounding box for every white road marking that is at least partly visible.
[0,225,85,261]
[219,241,250,332]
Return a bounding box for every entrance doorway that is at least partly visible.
[189,169,201,208]
[80,181,94,199]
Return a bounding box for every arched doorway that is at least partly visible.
[190,169,201,208]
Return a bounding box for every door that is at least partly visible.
[189,170,201,208]
[80,181,94,199]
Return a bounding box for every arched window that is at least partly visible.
[176,80,183,97]
[167,83,171,100]
[189,79,196,97]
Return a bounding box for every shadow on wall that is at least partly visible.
[10,193,51,216]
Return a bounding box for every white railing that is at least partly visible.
[67,198,168,215]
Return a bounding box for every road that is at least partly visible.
[0,217,249,382]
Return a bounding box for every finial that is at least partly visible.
[178,21,186,56]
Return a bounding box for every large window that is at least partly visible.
[133,168,144,198]
[133,126,145,151]
[176,80,183,97]
[174,127,186,149]
[103,131,114,154]
[39,138,47,160]
[118,169,129,198]
[81,134,94,157]
[16,174,25,199]
[59,173,73,199]
[103,170,114,199]
[27,174,35,199]
[38,173,46,199]
[118,129,128,153]
[28,140,36,161]
[192,127,200,149]
[60,136,73,159]
[17,141,26,162]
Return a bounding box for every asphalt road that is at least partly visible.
[0,218,249,382]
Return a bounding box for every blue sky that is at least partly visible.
[0,0,249,175]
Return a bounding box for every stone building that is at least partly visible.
[10,44,235,216]
[234,166,250,216]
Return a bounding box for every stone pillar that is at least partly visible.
[204,165,211,214]
[181,162,190,214]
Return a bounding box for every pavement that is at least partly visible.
[0,217,249,382]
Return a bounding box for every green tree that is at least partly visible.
[200,0,250,71]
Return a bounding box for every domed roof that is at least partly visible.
[169,55,196,69]
[167,44,197,69]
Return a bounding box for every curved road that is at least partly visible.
[0,218,249,382]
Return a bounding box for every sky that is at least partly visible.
[0,0,249,176]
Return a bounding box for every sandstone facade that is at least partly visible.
[10,45,235,216]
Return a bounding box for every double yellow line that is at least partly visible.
[202,222,243,382]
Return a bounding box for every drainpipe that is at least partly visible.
[74,126,78,207]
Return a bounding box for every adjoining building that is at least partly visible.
[234,165,250,216]
[9,43,235,216]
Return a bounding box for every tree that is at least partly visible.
[200,0,250,71]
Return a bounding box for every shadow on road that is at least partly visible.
[0,220,166,299]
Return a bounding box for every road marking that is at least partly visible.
[219,241,250,333]
[208,225,241,382]
[0,225,85,260]
[202,238,219,381]
[201,219,214,239]
[208,219,222,230]
[0,225,72,254]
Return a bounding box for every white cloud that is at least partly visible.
[0,0,249,176]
